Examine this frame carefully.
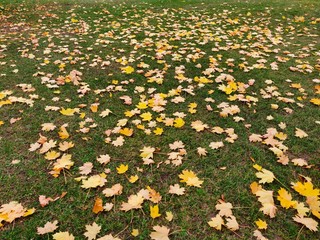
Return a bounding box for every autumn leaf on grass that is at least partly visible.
[225,216,239,231]
[45,151,60,160]
[131,229,139,237]
[208,215,224,230]
[121,193,145,211]
[90,103,99,113]
[52,231,75,240]
[215,200,233,217]
[150,205,161,219]
[255,219,267,230]
[255,189,277,218]
[96,154,110,164]
[191,120,208,132]
[81,175,107,189]
[169,184,185,195]
[84,222,101,240]
[292,181,320,197]
[41,123,56,131]
[173,118,185,128]
[253,230,268,240]
[179,170,203,187]
[119,128,133,137]
[37,220,58,235]
[92,197,103,214]
[306,196,320,219]
[277,188,296,209]
[79,162,93,175]
[150,225,170,240]
[310,98,320,106]
[58,126,69,139]
[293,215,318,231]
[295,128,308,138]
[165,211,173,222]
[255,168,275,184]
[129,175,139,183]
[117,164,128,174]
[102,183,123,197]
[39,195,53,207]
[121,66,134,74]
[59,141,74,151]
[60,108,78,116]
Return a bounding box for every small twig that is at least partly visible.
[296,225,304,240]
[84,189,91,203]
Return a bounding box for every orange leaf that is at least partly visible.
[92,197,103,214]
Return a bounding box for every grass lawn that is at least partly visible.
[0,0,319,239]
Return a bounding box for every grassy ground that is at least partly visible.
[0,0,319,239]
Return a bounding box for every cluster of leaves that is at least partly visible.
[0,0,319,239]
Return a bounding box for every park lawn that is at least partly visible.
[0,0,319,239]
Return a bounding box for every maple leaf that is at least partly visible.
[191,120,208,132]
[293,215,318,231]
[41,123,56,131]
[153,127,163,135]
[256,168,275,184]
[92,197,103,214]
[100,109,112,117]
[225,216,239,231]
[58,126,69,139]
[97,234,121,240]
[208,215,224,230]
[209,141,224,150]
[59,141,74,151]
[96,154,110,164]
[119,128,133,137]
[81,175,107,189]
[150,225,170,240]
[121,66,134,74]
[131,229,139,237]
[121,193,145,211]
[169,184,185,195]
[150,205,161,219]
[79,162,93,175]
[179,170,203,187]
[117,164,128,174]
[292,181,320,197]
[60,108,78,116]
[37,220,59,235]
[84,222,101,240]
[90,103,99,113]
[255,190,277,218]
[310,98,320,106]
[39,195,53,207]
[215,200,233,217]
[277,188,296,209]
[45,151,61,160]
[173,118,185,128]
[52,231,75,240]
[165,211,173,222]
[140,146,155,159]
[255,219,267,230]
[295,128,308,138]
[253,230,268,240]
[293,202,309,217]
[129,175,139,183]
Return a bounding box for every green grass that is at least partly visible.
[0,0,320,239]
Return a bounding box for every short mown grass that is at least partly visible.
[0,0,319,239]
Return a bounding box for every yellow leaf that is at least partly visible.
[256,168,275,184]
[153,127,163,135]
[53,232,74,240]
[165,211,173,222]
[292,181,320,197]
[60,108,77,116]
[84,222,101,240]
[92,198,103,214]
[179,170,203,188]
[255,219,268,230]
[58,126,69,139]
[150,205,161,219]
[23,208,35,217]
[45,151,61,160]
[121,66,134,74]
[208,215,224,230]
[131,229,139,237]
[117,164,128,174]
[140,112,152,121]
[173,118,185,128]
[277,188,296,209]
[310,98,320,106]
[119,128,133,137]
[129,175,139,183]
[150,225,170,240]
[90,103,99,113]
[253,164,262,171]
